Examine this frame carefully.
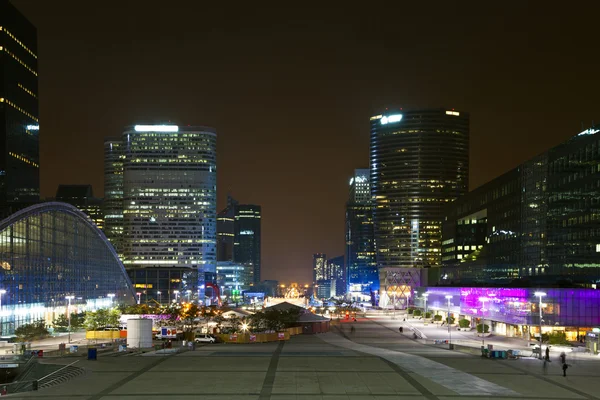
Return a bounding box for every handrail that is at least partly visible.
[37,360,79,382]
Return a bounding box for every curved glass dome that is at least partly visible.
[0,202,135,335]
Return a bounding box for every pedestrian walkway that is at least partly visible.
[320,331,520,397]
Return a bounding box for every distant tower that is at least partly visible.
[313,253,327,282]
[370,109,469,269]
[0,1,40,216]
[55,184,104,230]
[103,137,125,257]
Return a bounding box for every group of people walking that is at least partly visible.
[544,346,570,377]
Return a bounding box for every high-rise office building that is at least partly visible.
[216,196,261,285]
[115,124,217,303]
[234,204,261,285]
[103,137,125,257]
[55,184,104,230]
[327,255,346,295]
[313,253,327,282]
[346,169,377,291]
[441,124,600,285]
[0,1,39,216]
[370,109,469,269]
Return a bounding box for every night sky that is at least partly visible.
[12,1,600,284]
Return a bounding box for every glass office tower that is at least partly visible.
[234,204,261,285]
[120,124,217,304]
[346,169,377,291]
[103,137,125,257]
[370,109,469,269]
[0,1,40,216]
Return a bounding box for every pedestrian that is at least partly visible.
[560,351,566,365]
[562,362,568,377]
[543,359,548,374]
[350,325,355,334]
[545,346,550,361]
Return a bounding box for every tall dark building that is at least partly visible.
[103,137,125,257]
[370,109,469,269]
[234,204,261,285]
[55,184,104,230]
[441,125,600,285]
[327,255,346,295]
[0,1,39,216]
[313,253,327,282]
[217,196,261,285]
[216,195,237,262]
[346,168,377,292]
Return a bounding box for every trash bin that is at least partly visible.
[87,348,97,360]
[399,327,404,333]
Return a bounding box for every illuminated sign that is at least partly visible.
[578,128,599,136]
[134,125,179,132]
[349,178,354,185]
[26,125,39,130]
[370,115,383,121]
[445,111,460,116]
[240,230,254,235]
[381,114,402,125]
[355,176,367,183]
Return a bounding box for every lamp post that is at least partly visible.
[157,291,162,304]
[136,292,141,305]
[479,296,488,336]
[174,290,180,303]
[422,293,429,325]
[0,289,6,336]
[107,293,115,308]
[65,295,74,343]
[534,291,546,359]
[445,295,453,347]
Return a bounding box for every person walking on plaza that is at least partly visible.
[560,351,566,365]
[562,362,569,377]
[545,346,550,361]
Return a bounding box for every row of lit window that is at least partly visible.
[0,46,37,76]
[18,83,37,99]
[0,98,38,122]
[9,152,39,168]
[0,27,37,58]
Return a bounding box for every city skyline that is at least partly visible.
[11,0,600,283]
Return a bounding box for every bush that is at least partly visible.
[476,324,490,333]
[458,318,470,328]
[413,309,422,317]
[433,314,442,322]
[425,312,432,319]
[446,316,455,324]
[15,320,49,341]
[548,331,570,345]
[407,308,414,315]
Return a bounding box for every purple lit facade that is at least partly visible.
[414,287,600,328]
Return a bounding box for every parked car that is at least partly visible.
[194,334,216,343]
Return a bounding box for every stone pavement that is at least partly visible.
[6,316,600,400]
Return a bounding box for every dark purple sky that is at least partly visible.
[13,1,600,283]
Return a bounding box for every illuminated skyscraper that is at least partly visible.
[103,137,125,257]
[119,124,217,303]
[55,184,104,230]
[0,1,40,216]
[370,109,469,269]
[234,204,261,285]
[313,253,327,282]
[346,169,377,291]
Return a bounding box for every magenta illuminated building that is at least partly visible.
[414,287,600,341]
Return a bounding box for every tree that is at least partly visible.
[84,308,121,330]
[425,312,432,319]
[53,314,70,332]
[179,303,201,339]
[458,318,470,328]
[434,314,443,322]
[476,323,489,333]
[413,309,422,317]
[15,320,49,341]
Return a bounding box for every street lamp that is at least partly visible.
[534,291,547,359]
[0,289,6,336]
[157,291,162,304]
[107,293,115,307]
[136,292,141,305]
[422,293,429,324]
[445,295,453,348]
[174,290,180,303]
[479,296,488,336]
[65,295,75,343]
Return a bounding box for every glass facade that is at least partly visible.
[346,168,377,291]
[0,2,40,215]
[103,137,125,258]
[55,184,103,230]
[216,261,251,297]
[370,109,469,269]
[0,202,135,335]
[414,287,600,330]
[234,204,261,285]
[120,125,217,303]
[441,125,600,284]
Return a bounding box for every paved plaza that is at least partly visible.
[9,316,600,400]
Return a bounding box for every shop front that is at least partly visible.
[586,330,600,355]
